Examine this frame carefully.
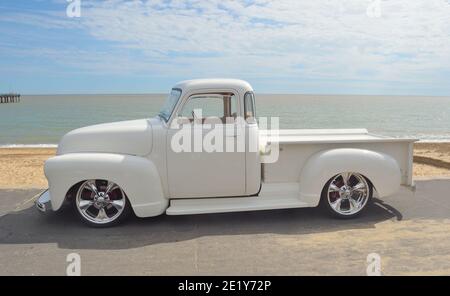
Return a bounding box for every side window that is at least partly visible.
[180,93,237,124]
[244,92,256,123]
[230,94,237,119]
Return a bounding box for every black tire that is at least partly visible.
[73,180,132,228]
[320,173,373,219]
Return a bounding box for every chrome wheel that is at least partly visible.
[75,180,127,225]
[326,172,370,216]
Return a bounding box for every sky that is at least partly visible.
[0,0,449,95]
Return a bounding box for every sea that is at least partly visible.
[0,94,449,146]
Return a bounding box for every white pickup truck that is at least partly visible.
[36,79,416,227]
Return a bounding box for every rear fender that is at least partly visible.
[299,148,401,206]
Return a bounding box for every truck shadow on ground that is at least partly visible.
[0,198,402,250]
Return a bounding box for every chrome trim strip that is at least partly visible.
[35,190,52,213]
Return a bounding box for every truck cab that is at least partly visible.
[161,79,261,199]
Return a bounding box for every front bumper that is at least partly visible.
[35,190,52,213]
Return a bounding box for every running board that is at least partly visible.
[166,183,308,215]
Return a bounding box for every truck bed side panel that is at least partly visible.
[262,141,414,186]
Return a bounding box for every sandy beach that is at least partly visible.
[0,143,449,189]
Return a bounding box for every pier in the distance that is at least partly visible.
[0,93,21,104]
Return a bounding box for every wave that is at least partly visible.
[411,135,450,143]
[0,144,58,148]
[385,133,450,142]
[418,140,450,143]
[2,138,450,148]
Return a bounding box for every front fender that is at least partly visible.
[44,153,167,217]
[299,148,401,206]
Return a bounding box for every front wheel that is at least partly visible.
[74,179,131,227]
[321,172,373,219]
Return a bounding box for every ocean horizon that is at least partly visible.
[1,93,450,146]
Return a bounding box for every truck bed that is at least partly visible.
[259,129,416,186]
[260,129,416,144]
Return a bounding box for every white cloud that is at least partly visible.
[80,1,450,77]
[3,0,450,93]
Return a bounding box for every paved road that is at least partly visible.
[1,179,450,275]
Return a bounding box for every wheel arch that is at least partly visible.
[298,148,401,206]
[45,153,168,217]
[64,179,130,208]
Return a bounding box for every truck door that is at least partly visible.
[167,92,247,198]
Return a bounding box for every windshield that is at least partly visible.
[159,88,182,122]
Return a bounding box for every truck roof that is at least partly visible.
[173,79,254,97]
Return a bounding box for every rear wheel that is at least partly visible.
[321,172,373,219]
[74,179,131,227]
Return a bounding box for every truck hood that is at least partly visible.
[57,118,157,156]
